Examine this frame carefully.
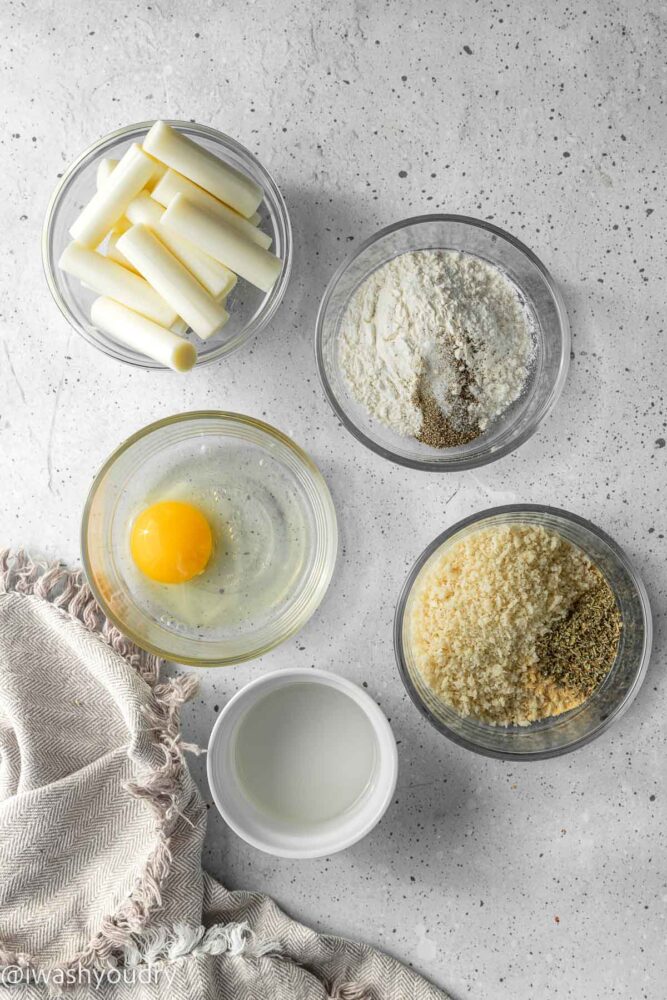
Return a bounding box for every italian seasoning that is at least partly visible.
[536,580,622,697]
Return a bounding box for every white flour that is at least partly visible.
[339,250,536,441]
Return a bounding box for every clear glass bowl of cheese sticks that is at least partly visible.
[43,119,292,371]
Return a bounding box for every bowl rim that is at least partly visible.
[315,213,571,472]
[80,410,338,666]
[42,119,292,370]
[206,667,399,858]
[394,503,653,760]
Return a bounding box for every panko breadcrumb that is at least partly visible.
[408,524,602,726]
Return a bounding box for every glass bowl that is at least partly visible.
[43,120,292,368]
[316,215,569,471]
[81,412,337,666]
[395,505,651,760]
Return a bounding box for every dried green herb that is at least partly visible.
[536,577,622,697]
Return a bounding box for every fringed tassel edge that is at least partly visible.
[0,549,160,685]
[0,923,283,978]
[121,921,281,967]
[118,924,371,999]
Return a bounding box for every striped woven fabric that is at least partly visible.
[0,552,447,999]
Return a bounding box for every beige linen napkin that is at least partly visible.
[0,551,447,999]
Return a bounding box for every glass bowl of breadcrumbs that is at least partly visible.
[395,505,652,760]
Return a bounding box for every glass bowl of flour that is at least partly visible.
[316,215,570,470]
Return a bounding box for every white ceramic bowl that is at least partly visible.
[207,669,398,858]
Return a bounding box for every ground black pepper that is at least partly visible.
[414,356,481,448]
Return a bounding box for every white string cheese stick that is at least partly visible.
[143,120,263,218]
[83,285,184,327]
[91,297,196,372]
[117,224,229,341]
[126,193,237,299]
[171,317,189,335]
[70,144,156,248]
[105,230,140,273]
[152,170,271,249]
[96,158,119,190]
[109,216,131,238]
[162,195,282,294]
[248,210,261,227]
[81,288,187,351]
[96,154,166,193]
[59,241,178,327]
[81,288,190,338]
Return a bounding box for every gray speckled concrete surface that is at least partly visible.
[1,1,665,997]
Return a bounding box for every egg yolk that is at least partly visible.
[130,501,213,584]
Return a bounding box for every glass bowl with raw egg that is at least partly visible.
[43,120,292,369]
[81,412,338,665]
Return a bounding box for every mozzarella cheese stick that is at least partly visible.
[82,287,187,336]
[248,210,261,226]
[91,297,196,372]
[126,193,236,299]
[70,143,156,248]
[96,157,119,189]
[125,192,164,228]
[105,230,140,272]
[143,120,263,218]
[109,216,131,238]
[171,317,189,335]
[162,195,282,293]
[152,170,271,249]
[59,241,178,327]
[117,224,229,341]
[97,154,165,192]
